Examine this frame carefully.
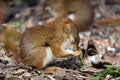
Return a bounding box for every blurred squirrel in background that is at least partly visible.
[46,0,94,31]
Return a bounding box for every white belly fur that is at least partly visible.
[43,47,53,67]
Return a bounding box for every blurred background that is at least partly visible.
[0,0,120,25]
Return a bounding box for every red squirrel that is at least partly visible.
[20,18,81,69]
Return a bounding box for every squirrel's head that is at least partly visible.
[59,18,79,52]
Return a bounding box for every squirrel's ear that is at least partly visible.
[65,24,71,33]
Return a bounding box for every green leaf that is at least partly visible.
[15,40,20,46]
[92,72,105,80]
[79,52,83,60]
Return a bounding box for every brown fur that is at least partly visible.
[20,18,80,69]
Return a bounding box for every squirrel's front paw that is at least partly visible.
[72,49,82,57]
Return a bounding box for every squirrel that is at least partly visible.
[20,18,81,69]
[45,0,94,31]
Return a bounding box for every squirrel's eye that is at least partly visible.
[65,31,68,33]
[65,24,71,33]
